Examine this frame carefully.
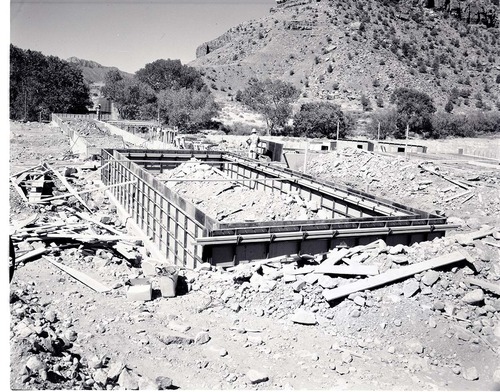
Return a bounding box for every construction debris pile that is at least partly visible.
[307,148,500,225]
[10,282,172,390]
[156,159,326,222]
[63,119,127,149]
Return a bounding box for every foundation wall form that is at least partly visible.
[101,149,455,268]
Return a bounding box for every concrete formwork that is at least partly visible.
[101,149,455,268]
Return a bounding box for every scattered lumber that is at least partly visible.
[10,179,29,203]
[42,255,111,293]
[460,194,474,204]
[75,212,124,236]
[36,180,136,203]
[443,190,472,203]
[455,229,494,245]
[313,248,350,273]
[11,214,39,233]
[418,164,469,190]
[465,277,500,296]
[10,164,42,179]
[16,247,48,263]
[323,250,471,302]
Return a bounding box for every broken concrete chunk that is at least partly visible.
[317,275,338,289]
[157,333,194,345]
[92,369,108,387]
[421,270,440,287]
[195,331,211,345]
[462,366,479,381]
[168,321,191,333]
[118,368,139,390]
[405,339,424,354]
[247,369,269,384]
[292,280,306,292]
[389,244,405,255]
[290,309,317,325]
[155,376,173,389]
[389,255,408,265]
[403,280,420,298]
[107,361,125,382]
[463,289,485,305]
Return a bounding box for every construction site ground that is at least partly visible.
[7,121,500,390]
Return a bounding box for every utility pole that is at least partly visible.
[303,139,309,174]
[336,120,340,141]
[405,123,409,160]
[377,121,380,141]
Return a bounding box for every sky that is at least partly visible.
[10,0,275,73]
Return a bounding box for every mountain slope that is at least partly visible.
[66,57,133,85]
[190,0,500,114]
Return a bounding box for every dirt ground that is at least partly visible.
[8,121,500,390]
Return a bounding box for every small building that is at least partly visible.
[308,140,336,152]
[377,141,427,154]
[338,139,375,151]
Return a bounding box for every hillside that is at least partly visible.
[66,56,133,85]
[190,0,500,114]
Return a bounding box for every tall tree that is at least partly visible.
[158,87,219,132]
[390,88,436,138]
[136,59,205,92]
[10,45,91,121]
[240,78,299,134]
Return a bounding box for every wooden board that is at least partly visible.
[42,255,111,293]
[465,277,500,296]
[323,250,470,302]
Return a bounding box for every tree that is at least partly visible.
[102,69,125,100]
[444,100,453,113]
[10,45,91,121]
[110,78,157,120]
[366,109,399,140]
[158,87,219,132]
[390,87,436,137]
[292,102,352,139]
[240,78,299,134]
[136,59,205,92]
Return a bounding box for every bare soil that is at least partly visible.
[8,120,500,390]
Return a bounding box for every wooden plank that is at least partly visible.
[36,180,136,203]
[75,212,124,236]
[10,164,42,179]
[25,233,141,242]
[465,277,500,296]
[10,180,29,203]
[44,163,92,213]
[443,190,471,203]
[42,255,111,293]
[418,164,469,190]
[16,247,48,263]
[314,264,379,276]
[323,250,470,302]
[11,214,39,233]
[314,248,350,274]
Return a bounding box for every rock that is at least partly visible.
[26,356,45,372]
[156,376,173,389]
[118,368,139,390]
[168,321,191,333]
[462,366,479,381]
[44,310,57,323]
[292,280,306,292]
[290,309,317,325]
[92,369,108,387]
[394,319,402,327]
[387,346,395,354]
[107,361,125,382]
[463,289,485,305]
[291,293,304,306]
[283,275,296,283]
[138,377,158,390]
[64,329,78,342]
[341,352,353,363]
[433,301,445,311]
[195,331,211,345]
[353,296,365,307]
[389,244,405,255]
[421,270,440,287]
[350,309,361,318]
[247,369,269,384]
[197,263,211,271]
[405,339,424,354]
[318,275,338,289]
[429,317,437,328]
[158,333,194,345]
[403,280,420,298]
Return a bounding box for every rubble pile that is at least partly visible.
[156,159,327,222]
[64,119,126,149]
[307,148,500,224]
[10,282,172,389]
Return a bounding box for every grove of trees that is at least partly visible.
[292,102,352,139]
[103,59,218,132]
[10,45,91,121]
